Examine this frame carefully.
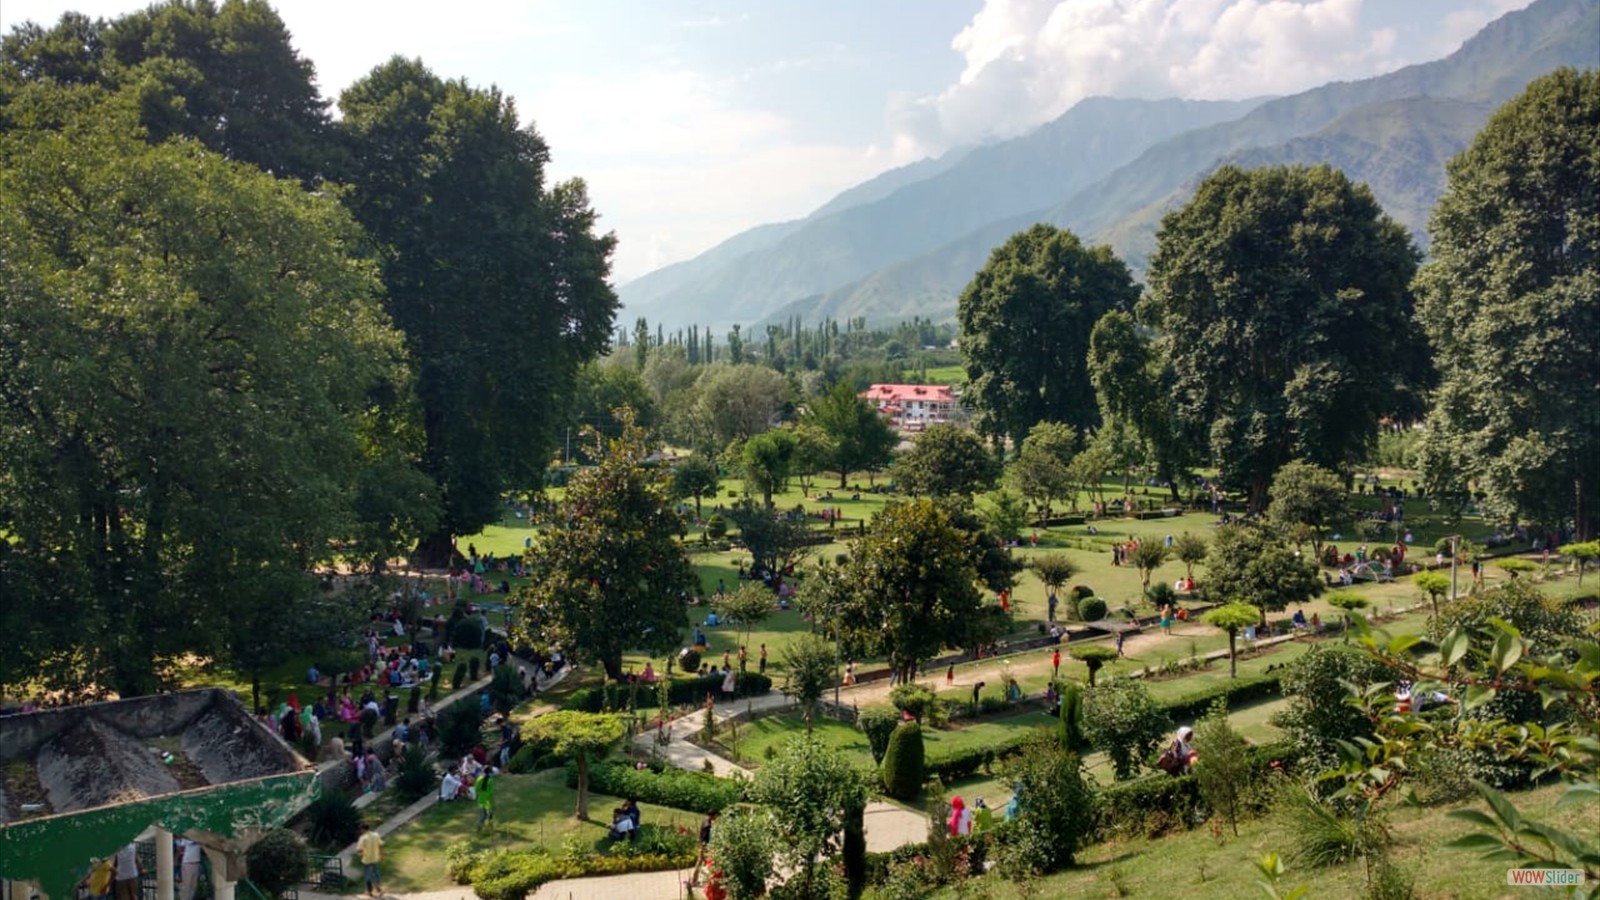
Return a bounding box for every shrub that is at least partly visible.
[452,663,468,690]
[1095,773,1202,839]
[1160,672,1281,724]
[303,790,361,850]
[857,706,901,764]
[445,840,485,883]
[469,655,482,681]
[927,730,1032,781]
[889,682,937,724]
[706,514,728,540]
[394,744,436,801]
[880,722,925,800]
[453,616,484,650]
[1146,580,1177,609]
[1081,678,1170,780]
[1077,596,1108,622]
[1275,645,1394,770]
[1058,682,1086,752]
[489,664,521,714]
[408,686,422,713]
[572,760,743,814]
[1070,584,1095,601]
[679,648,702,672]
[710,806,779,899]
[430,668,443,700]
[437,700,486,758]
[1193,699,1251,836]
[244,828,309,898]
[1280,782,1387,870]
[507,733,563,774]
[1001,732,1097,871]
[1495,557,1537,573]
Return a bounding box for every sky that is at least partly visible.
[0,0,1536,283]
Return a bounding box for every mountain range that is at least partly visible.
[619,0,1600,331]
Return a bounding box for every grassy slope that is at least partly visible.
[930,781,1592,900]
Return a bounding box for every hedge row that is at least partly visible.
[570,760,744,814]
[449,840,696,900]
[562,672,773,713]
[1158,671,1282,726]
[924,730,1033,781]
[1094,739,1296,839]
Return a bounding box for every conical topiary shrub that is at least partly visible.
[880,721,925,800]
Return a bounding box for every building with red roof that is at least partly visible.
[861,383,958,432]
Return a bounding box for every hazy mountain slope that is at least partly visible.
[613,220,803,309]
[622,96,1264,326]
[807,148,972,219]
[783,0,1597,327]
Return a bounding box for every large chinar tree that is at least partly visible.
[338,57,618,566]
[1141,164,1423,513]
[0,100,406,699]
[959,224,1139,452]
[512,413,697,681]
[1414,68,1600,540]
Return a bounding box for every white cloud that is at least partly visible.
[895,0,1520,157]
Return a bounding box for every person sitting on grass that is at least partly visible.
[609,797,641,840]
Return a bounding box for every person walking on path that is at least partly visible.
[475,768,497,829]
[178,839,202,900]
[1051,648,1060,677]
[758,644,768,674]
[1160,603,1173,636]
[357,824,384,896]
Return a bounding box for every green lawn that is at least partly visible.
[925,780,1592,899]
[378,767,704,892]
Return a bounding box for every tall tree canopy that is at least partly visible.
[1414,68,1600,538]
[1087,310,1192,502]
[1142,164,1421,511]
[1,0,336,183]
[959,224,1139,450]
[338,57,617,564]
[511,415,696,681]
[0,106,404,698]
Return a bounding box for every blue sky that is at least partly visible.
[1,0,1535,282]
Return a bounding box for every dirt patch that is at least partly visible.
[36,717,181,814]
[1,757,52,820]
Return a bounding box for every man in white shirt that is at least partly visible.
[439,768,463,801]
[113,843,140,900]
[179,840,203,900]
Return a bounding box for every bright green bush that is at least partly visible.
[880,722,925,800]
[857,706,901,764]
[571,760,742,814]
[1070,584,1095,601]
[889,682,937,724]
[1081,678,1170,781]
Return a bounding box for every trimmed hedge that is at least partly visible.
[881,722,925,800]
[1160,672,1282,726]
[562,673,773,713]
[1095,738,1297,839]
[570,760,744,814]
[925,730,1033,781]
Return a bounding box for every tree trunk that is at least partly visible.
[694,496,702,519]
[414,530,459,570]
[251,673,262,715]
[843,801,867,898]
[575,752,590,819]
[1228,630,1238,678]
[1247,476,1270,515]
[603,655,624,682]
[839,470,849,489]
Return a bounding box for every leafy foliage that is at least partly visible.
[1008,422,1080,519]
[1268,461,1349,557]
[1414,68,1600,535]
[749,732,871,890]
[708,807,780,900]
[1070,644,1117,685]
[437,701,486,759]
[810,499,986,682]
[802,380,898,487]
[1081,678,1171,780]
[892,425,1000,499]
[1142,164,1422,511]
[1202,601,1262,678]
[1203,523,1323,612]
[781,633,838,727]
[1128,541,1170,591]
[394,744,437,801]
[1001,731,1099,871]
[244,829,309,898]
[338,57,616,561]
[1076,596,1109,623]
[881,722,926,800]
[857,706,901,764]
[1192,699,1251,835]
[524,711,626,819]
[513,414,697,681]
[570,760,742,814]
[959,224,1140,449]
[303,790,362,850]
[1173,532,1209,580]
[1273,644,1395,771]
